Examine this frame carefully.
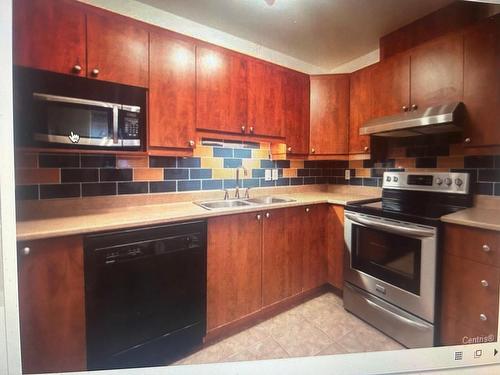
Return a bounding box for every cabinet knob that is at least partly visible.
[72,64,82,74]
[265,212,270,219]
[480,313,488,321]
[249,126,254,134]
[464,137,471,144]
[411,104,418,111]
[402,105,408,112]
[241,125,246,133]
[364,146,369,152]
[22,247,30,256]
[305,207,310,213]
[481,279,489,288]
[311,148,316,154]
[91,68,100,77]
[482,244,491,252]
[256,214,261,221]
[188,140,195,148]
[287,146,292,153]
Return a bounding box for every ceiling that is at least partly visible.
[136,0,455,71]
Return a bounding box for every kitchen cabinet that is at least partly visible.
[196,45,249,135]
[310,75,350,155]
[302,205,329,291]
[207,212,262,331]
[13,0,86,76]
[327,205,345,290]
[87,12,149,87]
[370,54,410,118]
[283,70,310,155]
[349,66,374,154]
[18,236,86,374]
[247,60,286,138]
[409,32,463,110]
[440,224,499,346]
[463,15,500,147]
[149,31,196,150]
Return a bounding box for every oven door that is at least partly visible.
[344,211,437,322]
[33,93,123,148]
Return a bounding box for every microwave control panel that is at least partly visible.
[123,113,140,139]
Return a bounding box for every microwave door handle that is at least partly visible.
[345,213,434,238]
[112,106,119,144]
[365,298,430,331]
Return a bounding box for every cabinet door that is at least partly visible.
[327,205,345,290]
[149,31,196,149]
[440,253,499,345]
[463,15,500,147]
[349,66,373,154]
[310,75,350,155]
[18,236,86,374]
[302,205,328,291]
[247,60,285,137]
[371,54,410,118]
[13,0,86,76]
[410,33,463,109]
[196,45,248,134]
[262,208,302,307]
[283,71,310,155]
[87,13,149,87]
[207,212,262,330]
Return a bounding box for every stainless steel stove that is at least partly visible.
[343,171,473,348]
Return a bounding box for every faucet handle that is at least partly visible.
[234,186,240,199]
[244,187,251,199]
[223,189,230,200]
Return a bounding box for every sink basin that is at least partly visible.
[245,196,296,205]
[195,199,252,210]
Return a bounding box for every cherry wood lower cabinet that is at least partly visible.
[440,224,500,346]
[18,236,86,374]
[327,205,345,290]
[302,205,329,290]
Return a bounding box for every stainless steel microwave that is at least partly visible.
[32,93,141,149]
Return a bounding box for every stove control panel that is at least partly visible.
[383,172,470,194]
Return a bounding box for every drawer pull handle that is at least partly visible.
[480,313,487,321]
[482,244,491,252]
[22,247,31,256]
[481,280,489,287]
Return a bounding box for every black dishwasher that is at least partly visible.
[84,221,206,370]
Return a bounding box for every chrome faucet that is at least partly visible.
[235,166,248,199]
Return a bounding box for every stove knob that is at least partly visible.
[435,177,443,185]
[386,176,392,182]
[455,178,463,187]
[393,176,399,182]
[444,178,452,186]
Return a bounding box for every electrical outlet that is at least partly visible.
[272,169,279,181]
[345,169,351,180]
[265,169,272,181]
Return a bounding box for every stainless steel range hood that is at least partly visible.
[359,102,465,137]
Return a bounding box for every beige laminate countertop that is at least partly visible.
[441,207,500,232]
[16,192,380,241]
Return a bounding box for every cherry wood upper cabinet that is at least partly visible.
[371,54,410,118]
[247,60,285,138]
[149,31,196,150]
[463,15,500,147]
[13,0,86,76]
[207,212,262,331]
[349,66,374,155]
[262,208,302,307]
[18,236,86,374]
[409,32,463,110]
[310,75,350,155]
[87,12,149,88]
[283,70,310,155]
[196,45,248,135]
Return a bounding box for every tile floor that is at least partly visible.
[175,292,405,365]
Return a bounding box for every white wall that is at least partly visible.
[0,0,22,373]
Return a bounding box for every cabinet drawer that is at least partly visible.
[444,224,500,267]
[441,254,499,343]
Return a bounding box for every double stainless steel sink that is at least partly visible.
[195,196,296,210]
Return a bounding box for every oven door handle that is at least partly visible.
[345,213,434,238]
[365,298,430,331]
